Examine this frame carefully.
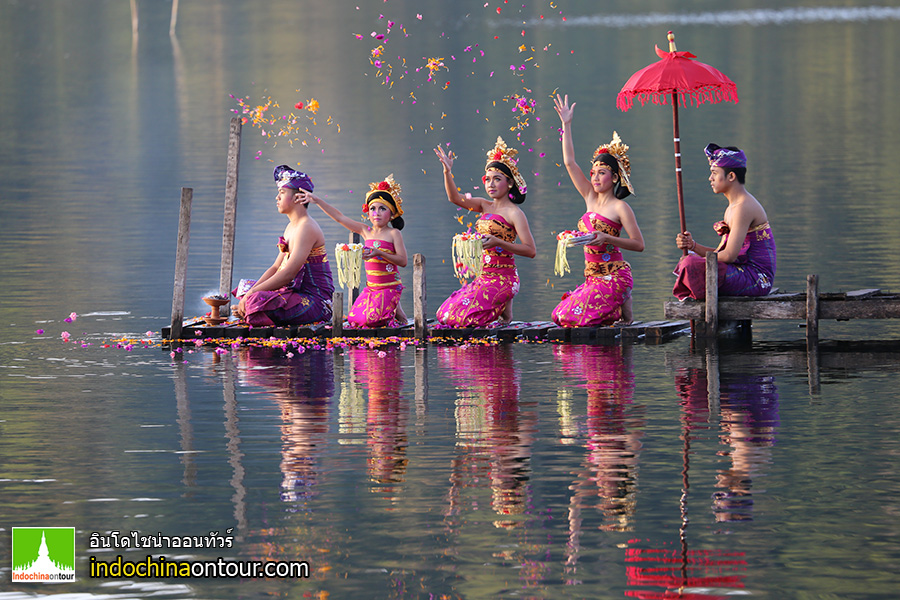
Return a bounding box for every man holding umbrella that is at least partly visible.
[672,144,776,300]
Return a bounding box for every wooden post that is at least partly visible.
[349,232,361,309]
[806,274,819,343]
[806,274,821,394]
[414,253,427,341]
[170,187,193,340]
[704,252,718,336]
[169,0,179,36]
[219,117,242,316]
[332,291,344,337]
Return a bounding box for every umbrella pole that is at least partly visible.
[672,95,688,256]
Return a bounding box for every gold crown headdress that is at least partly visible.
[364,174,403,217]
[485,136,527,194]
[592,131,635,195]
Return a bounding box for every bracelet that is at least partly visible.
[690,240,697,251]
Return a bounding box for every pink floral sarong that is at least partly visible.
[347,239,404,328]
[437,214,519,327]
[551,213,633,327]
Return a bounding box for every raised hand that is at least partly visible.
[434,145,455,171]
[554,93,576,125]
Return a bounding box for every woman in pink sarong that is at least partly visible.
[234,166,334,327]
[307,175,408,328]
[673,144,776,300]
[551,95,644,327]
[433,137,536,327]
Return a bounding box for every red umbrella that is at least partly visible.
[617,32,738,254]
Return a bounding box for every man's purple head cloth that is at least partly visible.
[274,165,314,192]
[705,143,746,169]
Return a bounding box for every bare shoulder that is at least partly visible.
[389,227,405,244]
[737,191,768,225]
[506,204,529,226]
[612,198,635,219]
[505,205,533,237]
[290,215,325,246]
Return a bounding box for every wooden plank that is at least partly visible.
[819,298,900,320]
[430,327,473,340]
[721,300,807,319]
[219,117,242,316]
[664,300,702,320]
[520,321,554,341]
[546,327,570,342]
[342,328,378,338]
[168,314,690,344]
[845,288,881,298]
[570,327,596,342]
[668,292,900,322]
[170,187,193,340]
[666,299,808,320]
[645,321,691,339]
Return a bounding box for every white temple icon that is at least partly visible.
[15,531,74,575]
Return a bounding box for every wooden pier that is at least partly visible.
[161,318,690,346]
[664,252,900,341]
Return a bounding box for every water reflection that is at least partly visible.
[172,361,198,491]
[714,371,779,523]
[439,344,537,528]
[624,351,780,598]
[348,346,409,502]
[674,357,780,524]
[236,347,334,508]
[221,354,248,533]
[552,344,643,583]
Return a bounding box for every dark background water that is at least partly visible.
[2,1,900,598]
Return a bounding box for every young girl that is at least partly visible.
[305,175,408,328]
[433,136,536,327]
[233,165,334,326]
[551,94,644,327]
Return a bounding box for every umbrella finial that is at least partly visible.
[667,31,677,52]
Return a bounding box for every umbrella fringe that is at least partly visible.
[617,85,738,112]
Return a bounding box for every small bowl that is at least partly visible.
[203,296,230,308]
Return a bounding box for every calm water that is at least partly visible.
[2,1,900,598]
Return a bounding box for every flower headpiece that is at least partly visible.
[592,131,634,195]
[485,136,527,194]
[274,165,314,192]
[364,174,403,218]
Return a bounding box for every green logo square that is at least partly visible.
[11,527,76,583]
